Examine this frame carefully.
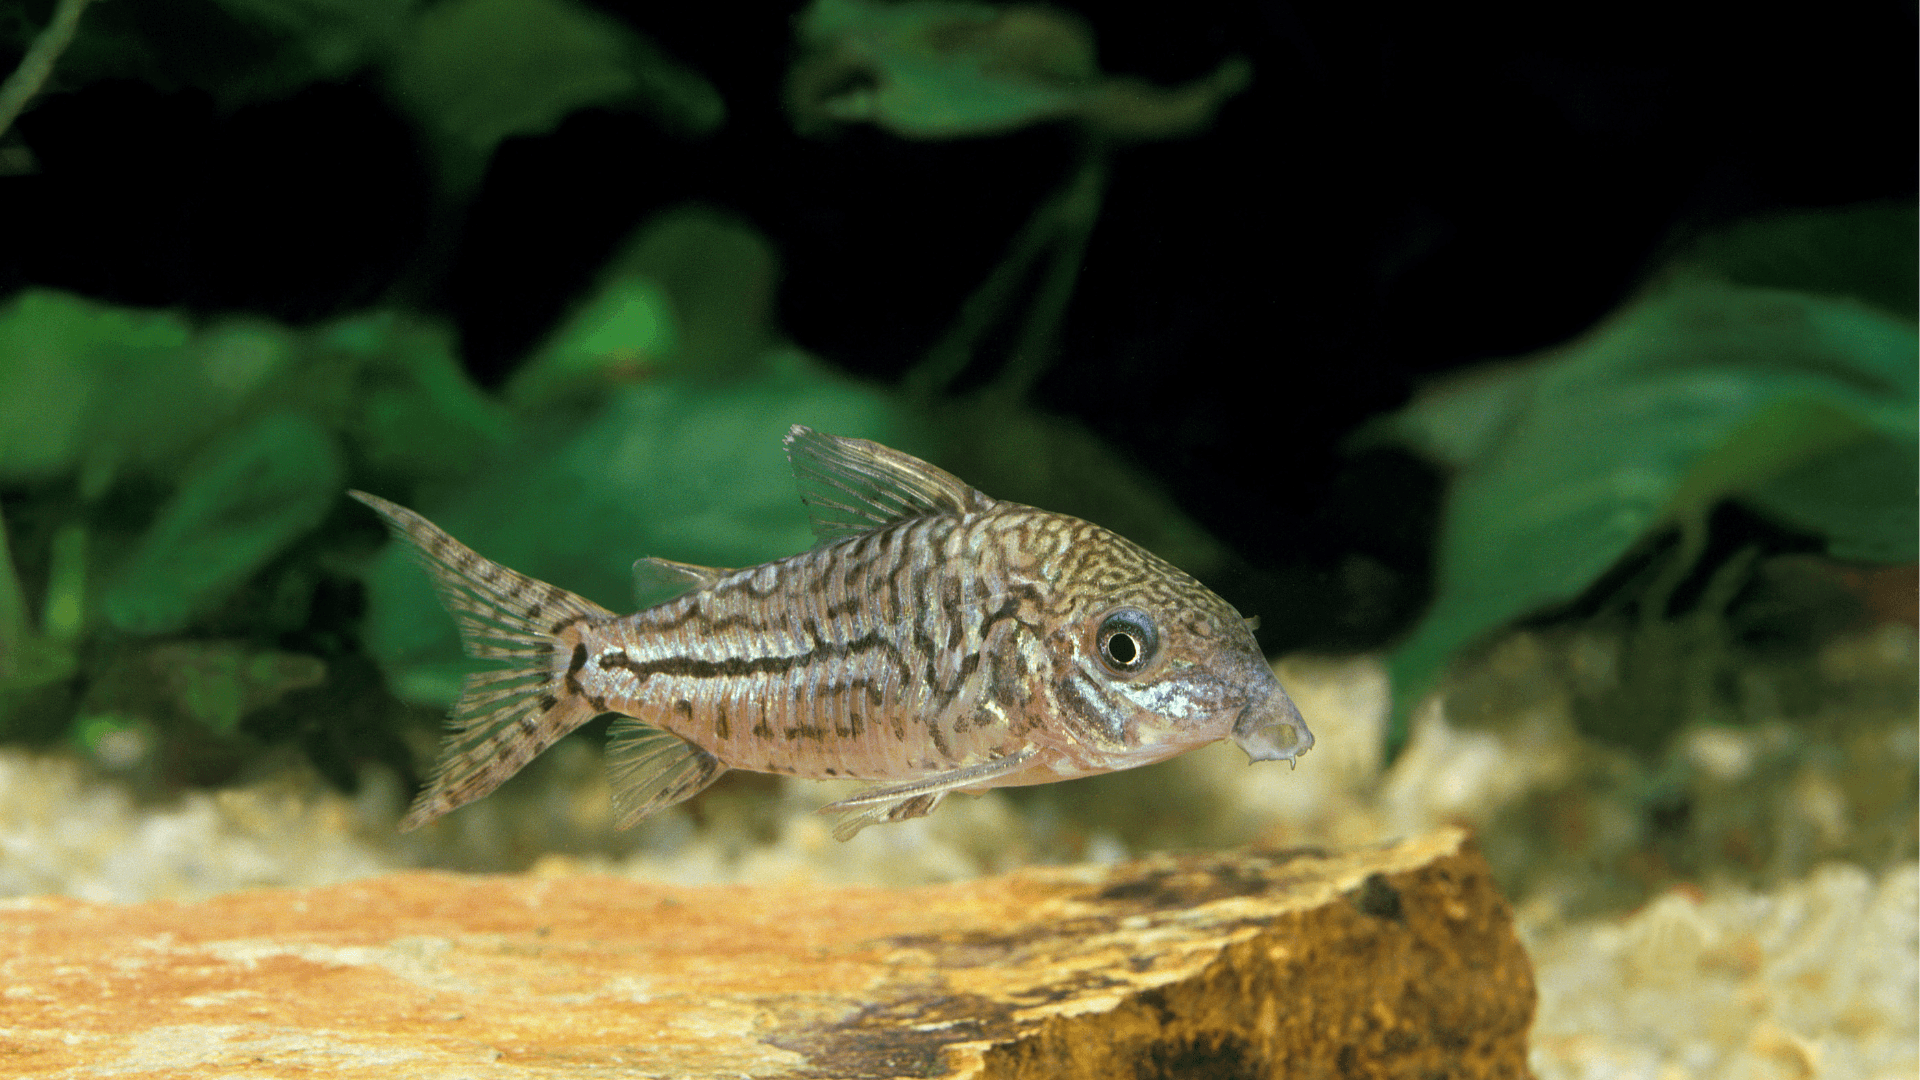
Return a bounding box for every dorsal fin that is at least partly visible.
[783,425,992,542]
[633,556,727,610]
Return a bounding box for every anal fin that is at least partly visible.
[606,717,727,829]
[820,747,1038,841]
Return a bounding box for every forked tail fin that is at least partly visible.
[350,491,614,831]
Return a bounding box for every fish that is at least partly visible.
[350,425,1311,840]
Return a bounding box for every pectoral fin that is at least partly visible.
[819,747,1038,840]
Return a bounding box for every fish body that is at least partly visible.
[352,426,1311,839]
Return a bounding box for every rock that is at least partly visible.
[1,826,1533,1078]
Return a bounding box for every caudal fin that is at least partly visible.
[350,491,614,831]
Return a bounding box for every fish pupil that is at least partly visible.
[1096,608,1158,674]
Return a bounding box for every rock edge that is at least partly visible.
[1,825,1533,1078]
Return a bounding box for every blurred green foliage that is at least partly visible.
[507,206,776,405]
[144,640,326,733]
[390,0,722,189]
[5,0,408,111]
[0,502,73,693]
[1,0,1910,811]
[787,0,1249,141]
[102,413,342,635]
[4,0,718,190]
[0,286,511,774]
[0,291,204,484]
[1379,203,1917,751]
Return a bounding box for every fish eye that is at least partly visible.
[1096,608,1159,675]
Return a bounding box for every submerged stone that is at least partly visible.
[1,827,1532,1078]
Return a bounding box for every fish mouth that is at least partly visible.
[1231,686,1314,767]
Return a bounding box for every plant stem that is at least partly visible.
[906,143,1109,405]
[0,0,96,140]
[0,503,27,680]
[1639,513,1709,631]
[986,147,1107,404]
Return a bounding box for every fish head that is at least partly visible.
[1036,527,1313,774]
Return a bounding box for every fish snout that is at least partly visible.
[1230,685,1314,768]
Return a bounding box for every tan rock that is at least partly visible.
[1,825,1533,1078]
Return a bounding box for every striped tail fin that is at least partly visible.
[350,491,614,831]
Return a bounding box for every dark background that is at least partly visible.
[4,0,1915,653]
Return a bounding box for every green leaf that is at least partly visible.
[9,0,412,111]
[1364,360,1532,472]
[389,0,722,190]
[1384,280,1917,737]
[1745,436,1918,563]
[10,0,718,184]
[0,291,301,486]
[790,0,1084,138]
[510,276,676,404]
[0,290,193,483]
[210,0,417,76]
[508,206,778,405]
[788,0,1249,141]
[103,413,345,634]
[315,311,514,483]
[1677,201,1918,321]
